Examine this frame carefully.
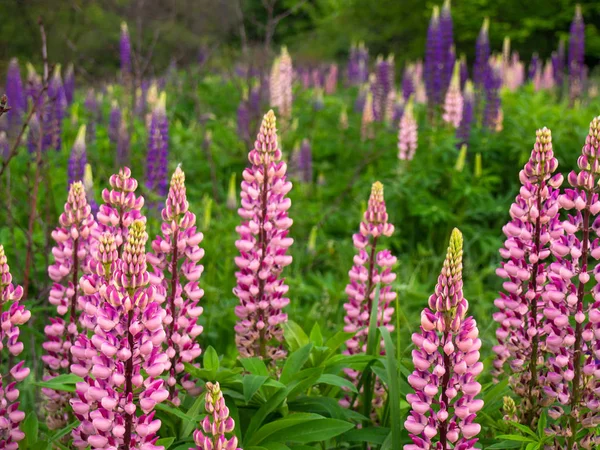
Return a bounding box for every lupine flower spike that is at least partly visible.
[398,98,418,161]
[233,110,293,362]
[71,220,169,449]
[5,58,25,133]
[568,5,585,101]
[361,92,375,141]
[405,228,484,450]
[43,181,97,429]
[120,22,132,82]
[474,19,490,89]
[192,382,242,450]
[146,93,169,200]
[0,245,31,449]
[543,116,600,446]
[456,81,474,147]
[148,167,204,404]
[68,125,87,186]
[342,182,396,415]
[492,128,563,425]
[442,62,463,128]
[425,7,442,111]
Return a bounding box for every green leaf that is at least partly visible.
[280,343,313,385]
[309,323,323,347]
[48,422,77,443]
[240,357,270,376]
[341,427,390,444]
[316,374,357,393]
[507,421,539,439]
[496,434,536,443]
[486,441,525,449]
[282,320,310,352]
[181,394,206,437]
[155,402,200,423]
[244,384,291,444]
[243,375,269,403]
[22,412,39,447]
[380,326,401,450]
[203,345,220,372]
[34,373,83,393]
[156,437,175,448]
[248,413,325,445]
[263,418,355,444]
[323,331,354,360]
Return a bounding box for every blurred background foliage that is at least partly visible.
[2,0,600,79]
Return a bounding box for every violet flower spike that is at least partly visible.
[405,229,484,450]
[424,7,443,110]
[148,166,204,404]
[146,93,169,200]
[5,58,26,133]
[0,245,32,449]
[456,81,474,147]
[568,5,585,100]
[120,22,132,81]
[233,110,293,362]
[474,19,490,89]
[492,128,563,425]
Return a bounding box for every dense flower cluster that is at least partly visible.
[270,48,293,120]
[192,382,242,450]
[442,63,463,128]
[347,42,369,85]
[372,55,394,121]
[473,19,490,89]
[342,182,396,412]
[0,245,31,449]
[492,128,562,423]
[43,181,97,429]
[398,100,418,161]
[5,58,25,133]
[148,167,204,404]
[233,110,293,361]
[405,228,484,450]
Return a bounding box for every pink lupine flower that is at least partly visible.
[192,382,242,450]
[405,229,484,450]
[342,182,396,414]
[543,116,600,445]
[442,63,463,128]
[233,110,293,361]
[398,99,418,161]
[324,63,338,95]
[361,92,374,141]
[492,127,563,424]
[0,245,31,450]
[270,48,293,120]
[148,166,204,405]
[43,181,97,429]
[70,220,169,449]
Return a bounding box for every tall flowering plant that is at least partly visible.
[43,181,97,429]
[398,99,418,161]
[442,63,463,129]
[71,220,169,449]
[148,166,204,405]
[146,93,169,200]
[233,110,293,362]
[0,245,31,449]
[542,116,600,447]
[492,128,562,425]
[341,182,396,414]
[405,229,484,450]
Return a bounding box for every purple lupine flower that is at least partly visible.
[83,163,99,216]
[492,128,562,424]
[398,99,418,161]
[373,55,394,121]
[459,55,469,91]
[192,382,242,450]
[483,57,502,132]
[568,5,585,100]
[109,101,121,145]
[0,245,32,448]
[43,181,96,430]
[528,53,540,81]
[71,220,169,449]
[405,228,484,450]
[357,42,370,84]
[341,182,396,415]
[442,63,463,128]
[347,43,359,85]
[402,65,415,101]
[120,22,132,81]
[552,39,565,88]
[64,64,75,105]
[440,0,455,95]
[237,95,250,142]
[355,84,368,113]
[474,19,490,89]
[5,58,26,132]
[542,116,600,445]
[456,81,474,147]
[298,138,313,183]
[44,67,67,151]
[424,7,443,110]
[68,125,87,185]
[27,113,41,154]
[25,63,42,111]
[148,167,204,405]
[233,110,293,362]
[146,93,169,199]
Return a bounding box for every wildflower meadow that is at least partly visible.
[0,1,600,449]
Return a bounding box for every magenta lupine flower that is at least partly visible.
[146,93,169,199]
[568,5,585,100]
[120,22,132,81]
[233,110,293,361]
[0,245,32,449]
[192,382,242,450]
[71,220,169,449]
[341,182,396,412]
[64,64,75,105]
[109,101,121,145]
[43,181,97,429]
[361,92,375,142]
[398,99,418,161]
[442,63,463,129]
[5,58,26,133]
[148,167,204,405]
[492,128,562,423]
[405,229,484,450]
[68,125,87,186]
[542,116,600,444]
